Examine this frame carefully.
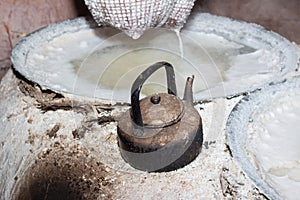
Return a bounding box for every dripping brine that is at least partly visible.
[174,29,184,60]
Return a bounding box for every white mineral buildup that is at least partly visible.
[247,85,300,199]
[84,0,196,39]
[226,51,300,200]
[11,14,298,103]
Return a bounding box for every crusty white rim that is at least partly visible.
[11,13,298,103]
[226,77,300,200]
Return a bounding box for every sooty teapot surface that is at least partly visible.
[117,61,203,172]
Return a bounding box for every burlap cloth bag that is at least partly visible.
[85,0,196,39]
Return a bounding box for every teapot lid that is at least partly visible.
[134,93,184,128]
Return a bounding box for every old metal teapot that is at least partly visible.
[117,61,203,172]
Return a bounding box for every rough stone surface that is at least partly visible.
[0,70,117,199]
[0,69,267,199]
[1,42,298,200]
[1,0,300,80]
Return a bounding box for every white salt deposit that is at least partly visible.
[247,87,300,199]
[24,27,245,102]
[11,14,298,103]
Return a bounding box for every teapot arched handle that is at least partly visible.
[131,61,177,127]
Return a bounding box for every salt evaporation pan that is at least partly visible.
[227,78,300,200]
[11,13,298,103]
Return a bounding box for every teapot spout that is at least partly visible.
[183,75,194,105]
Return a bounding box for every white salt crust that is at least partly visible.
[227,73,300,200]
[11,13,298,103]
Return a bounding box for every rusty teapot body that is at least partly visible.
[117,62,203,172]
